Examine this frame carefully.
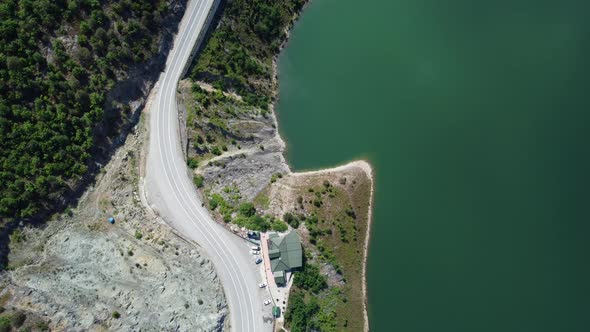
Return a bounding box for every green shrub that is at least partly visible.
[294,263,327,294]
[209,198,218,210]
[244,215,271,232]
[211,146,221,155]
[283,212,299,228]
[306,215,318,225]
[345,207,357,219]
[134,231,143,240]
[187,157,199,169]
[270,173,282,183]
[238,202,256,217]
[284,291,320,331]
[9,229,25,244]
[283,212,295,224]
[112,311,120,319]
[209,194,227,211]
[36,321,49,331]
[0,316,10,332]
[193,175,205,188]
[11,311,26,327]
[271,220,288,232]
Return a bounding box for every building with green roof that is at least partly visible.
[267,231,302,285]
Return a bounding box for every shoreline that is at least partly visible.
[269,5,374,328]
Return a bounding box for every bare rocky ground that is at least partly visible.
[0,114,227,332]
[177,79,289,203]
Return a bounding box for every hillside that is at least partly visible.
[0,0,187,220]
[189,0,306,109]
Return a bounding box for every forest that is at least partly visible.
[190,0,306,109]
[0,0,175,219]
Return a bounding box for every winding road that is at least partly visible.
[144,0,268,331]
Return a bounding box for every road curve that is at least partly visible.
[145,0,268,331]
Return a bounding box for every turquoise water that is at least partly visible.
[276,0,590,331]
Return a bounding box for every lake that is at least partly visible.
[276,0,590,331]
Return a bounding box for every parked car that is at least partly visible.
[258,283,267,288]
[263,299,272,306]
[255,258,263,264]
[251,246,260,251]
[250,250,260,255]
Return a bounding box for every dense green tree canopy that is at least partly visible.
[191,0,306,109]
[0,0,174,218]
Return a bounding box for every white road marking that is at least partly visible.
[146,0,266,331]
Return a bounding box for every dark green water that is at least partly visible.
[275,0,590,331]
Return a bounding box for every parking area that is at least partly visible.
[259,233,293,327]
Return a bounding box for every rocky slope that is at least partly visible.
[0,114,227,331]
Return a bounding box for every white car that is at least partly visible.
[263,299,272,306]
[251,246,260,251]
[250,250,260,255]
[258,283,267,288]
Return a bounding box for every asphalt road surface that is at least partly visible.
[145,0,268,331]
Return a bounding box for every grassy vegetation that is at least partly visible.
[0,316,9,332]
[287,257,353,332]
[0,309,26,332]
[207,189,288,232]
[183,0,309,232]
[182,82,261,168]
[293,260,327,294]
[285,287,348,332]
[0,0,178,219]
[191,0,306,108]
[265,173,372,331]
